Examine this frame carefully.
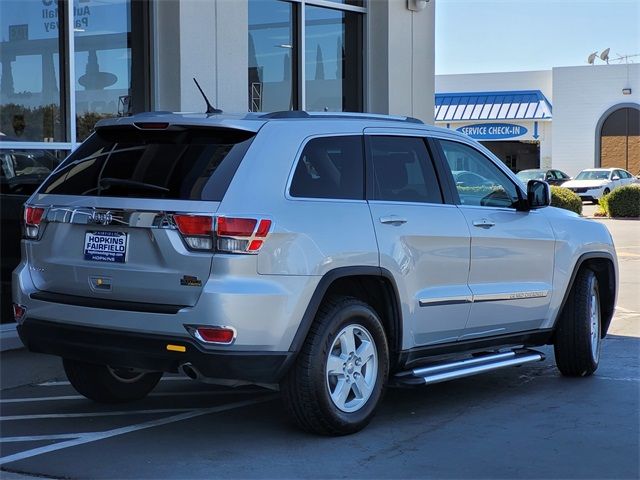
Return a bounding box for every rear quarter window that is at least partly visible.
[39,127,255,201]
[289,136,364,200]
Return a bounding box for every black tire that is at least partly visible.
[554,268,602,377]
[63,358,162,403]
[281,296,389,436]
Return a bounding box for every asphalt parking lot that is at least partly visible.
[1,215,638,479]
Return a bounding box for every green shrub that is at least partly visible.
[551,186,582,215]
[600,185,640,218]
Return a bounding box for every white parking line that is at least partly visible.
[1,408,193,421]
[37,376,190,387]
[0,389,264,404]
[0,396,276,466]
[595,376,640,382]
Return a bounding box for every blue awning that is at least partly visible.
[435,90,552,122]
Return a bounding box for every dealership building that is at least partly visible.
[436,64,640,176]
[2,1,638,177]
[0,0,435,157]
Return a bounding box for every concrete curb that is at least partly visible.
[1,323,23,352]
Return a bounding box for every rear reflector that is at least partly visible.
[166,344,187,353]
[12,304,26,322]
[187,326,236,344]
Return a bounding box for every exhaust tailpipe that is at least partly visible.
[179,362,200,380]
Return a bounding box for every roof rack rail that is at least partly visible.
[259,110,424,124]
[260,111,310,119]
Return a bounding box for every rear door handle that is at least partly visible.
[473,219,495,228]
[380,215,407,225]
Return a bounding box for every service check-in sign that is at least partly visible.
[457,123,528,140]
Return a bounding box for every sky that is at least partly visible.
[436,0,640,75]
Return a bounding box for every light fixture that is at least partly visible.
[622,88,632,95]
[407,0,428,11]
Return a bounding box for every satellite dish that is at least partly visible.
[600,48,610,64]
[588,52,598,64]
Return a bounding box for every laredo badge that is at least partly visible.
[180,275,202,287]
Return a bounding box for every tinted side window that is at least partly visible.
[290,136,364,200]
[1,150,59,196]
[439,140,520,208]
[369,136,442,203]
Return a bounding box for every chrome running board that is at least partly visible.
[395,349,545,386]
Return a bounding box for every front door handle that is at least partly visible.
[473,219,495,228]
[380,215,407,225]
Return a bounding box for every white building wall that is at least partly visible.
[551,64,640,176]
[154,0,248,113]
[368,1,435,123]
[540,121,552,169]
[154,0,436,120]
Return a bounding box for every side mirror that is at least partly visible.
[527,180,551,209]
[612,175,620,181]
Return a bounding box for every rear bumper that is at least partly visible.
[18,318,292,383]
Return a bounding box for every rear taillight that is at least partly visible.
[23,206,45,239]
[216,217,272,254]
[172,214,272,254]
[12,304,26,322]
[173,214,214,250]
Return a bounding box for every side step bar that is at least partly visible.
[395,349,545,386]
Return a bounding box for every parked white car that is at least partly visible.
[563,168,637,203]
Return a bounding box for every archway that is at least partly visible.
[597,104,640,174]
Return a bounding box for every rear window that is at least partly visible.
[39,126,255,201]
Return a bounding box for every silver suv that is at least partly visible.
[13,111,618,435]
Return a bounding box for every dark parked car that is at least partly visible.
[1,147,61,323]
[516,169,571,186]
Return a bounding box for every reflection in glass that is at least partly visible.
[248,0,294,112]
[0,0,62,142]
[305,6,362,112]
[74,0,131,141]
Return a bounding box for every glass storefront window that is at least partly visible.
[74,0,131,141]
[305,5,362,112]
[248,0,295,112]
[0,0,63,142]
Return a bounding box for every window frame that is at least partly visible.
[364,134,445,205]
[248,0,366,113]
[0,0,152,152]
[430,136,528,211]
[285,133,367,202]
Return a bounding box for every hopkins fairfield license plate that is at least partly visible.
[84,231,128,263]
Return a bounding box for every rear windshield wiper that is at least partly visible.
[99,178,170,193]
